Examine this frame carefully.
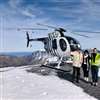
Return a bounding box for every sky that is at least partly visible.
[0,0,100,52]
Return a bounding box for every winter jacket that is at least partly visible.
[91,53,100,67]
[71,51,83,68]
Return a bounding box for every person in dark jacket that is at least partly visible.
[82,50,90,82]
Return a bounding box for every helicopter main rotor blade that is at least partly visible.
[37,23,67,32]
[5,28,48,31]
[73,32,90,38]
[67,29,91,38]
[17,28,48,31]
[37,23,57,29]
[74,30,100,34]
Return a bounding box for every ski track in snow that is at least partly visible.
[0,66,98,100]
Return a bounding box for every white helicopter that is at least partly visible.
[6,24,100,71]
[7,23,100,71]
[26,24,85,69]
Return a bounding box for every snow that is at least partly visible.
[0,67,97,100]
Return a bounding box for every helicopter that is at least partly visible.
[6,23,100,70]
[26,24,84,69]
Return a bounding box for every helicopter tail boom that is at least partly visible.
[26,32,47,47]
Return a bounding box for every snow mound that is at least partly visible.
[0,67,97,100]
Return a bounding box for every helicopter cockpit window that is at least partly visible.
[52,39,57,49]
[66,36,81,51]
[70,40,74,45]
[59,39,67,51]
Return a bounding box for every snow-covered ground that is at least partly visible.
[0,67,97,100]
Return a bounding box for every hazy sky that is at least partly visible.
[0,0,100,52]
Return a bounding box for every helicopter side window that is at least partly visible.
[69,40,74,45]
[70,39,78,51]
[59,39,67,51]
[52,39,57,49]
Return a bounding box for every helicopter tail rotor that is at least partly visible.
[26,32,31,47]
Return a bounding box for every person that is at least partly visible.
[82,50,90,82]
[71,48,83,83]
[90,48,100,86]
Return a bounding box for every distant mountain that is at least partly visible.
[0,51,49,68]
[0,55,33,68]
[0,52,32,57]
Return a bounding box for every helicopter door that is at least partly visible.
[59,39,67,51]
[57,37,70,57]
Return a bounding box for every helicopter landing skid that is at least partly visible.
[56,57,63,69]
[40,64,71,73]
